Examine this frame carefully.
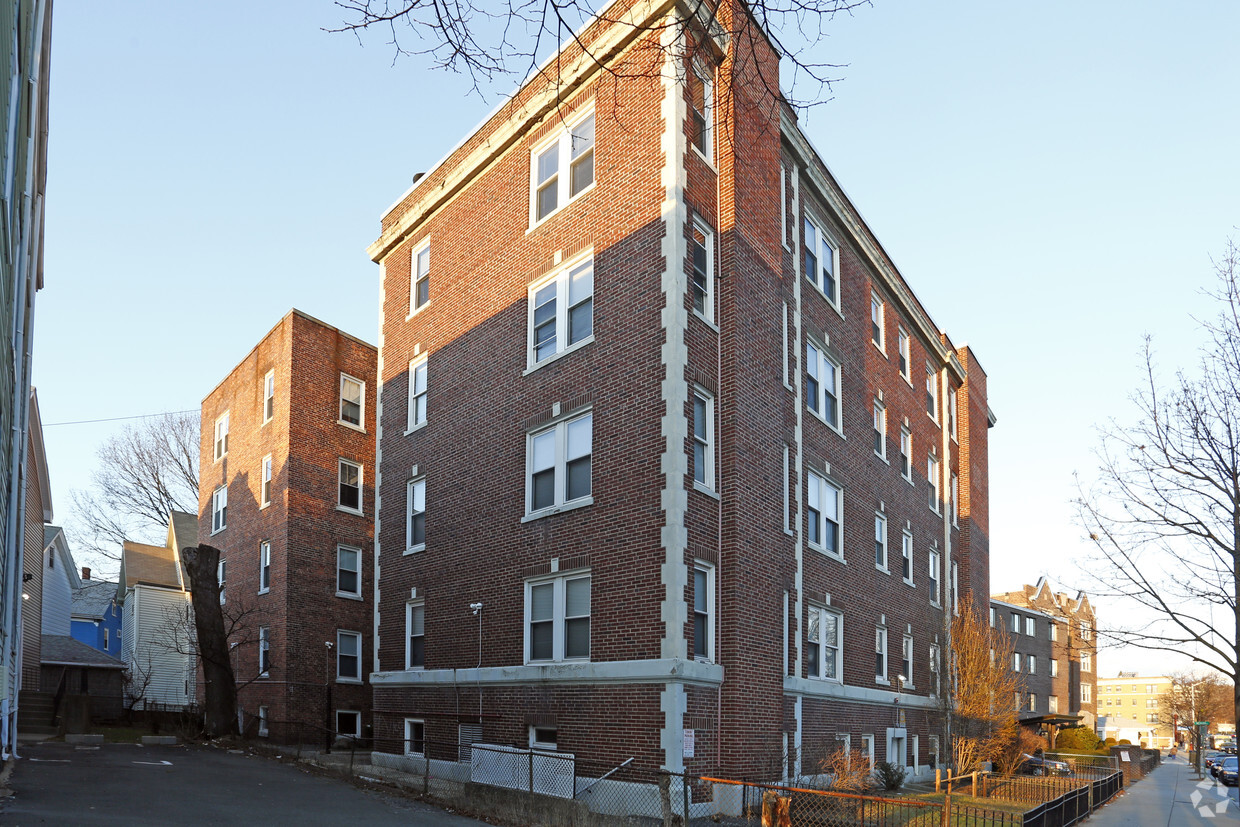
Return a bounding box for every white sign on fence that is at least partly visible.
[683,729,695,758]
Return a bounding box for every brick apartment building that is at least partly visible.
[993,579,1097,732]
[1097,673,1173,749]
[366,0,993,779]
[199,310,376,743]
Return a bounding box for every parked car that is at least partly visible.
[1019,753,1072,777]
[1205,752,1226,774]
[1218,756,1239,787]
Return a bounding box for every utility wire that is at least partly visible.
[43,409,199,428]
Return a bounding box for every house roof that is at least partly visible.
[120,541,184,591]
[167,509,198,552]
[72,579,119,620]
[40,635,124,669]
[43,525,81,590]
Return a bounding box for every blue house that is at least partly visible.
[70,570,122,659]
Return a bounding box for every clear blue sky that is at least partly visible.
[38,1,1239,676]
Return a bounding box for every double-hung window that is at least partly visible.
[806,342,841,429]
[929,548,941,606]
[874,513,888,571]
[406,479,426,551]
[873,401,886,458]
[927,455,941,513]
[411,241,430,314]
[339,459,362,513]
[337,545,361,598]
[211,486,227,534]
[532,109,595,224]
[406,601,425,669]
[897,327,910,381]
[926,362,939,421]
[900,428,912,481]
[258,541,271,594]
[340,374,365,428]
[807,472,842,558]
[260,455,273,507]
[526,573,591,663]
[948,387,958,441]
[529,258,593,366]
[336,630,362,681]
[408,356,427,430]
[691,220,713,322]
[875,626,888,682]
[1081,651,1092,672]
[1050,622,1058,642]
[1011,612,1020,632]
[405,719,426,757]
[1028,655,1037,674]
[258,626,271,676]
[692,392,714,490]
[1024,616,1034,636]
[692,563,714,661]
[806,605,841,680]
[951,560,960,615]
[214,412,229,460]
[1012,652,1021,672]
[901,531,913,583]
[902,635,913,684]
[930,644,941,696]
[218,559,226,605]
[262,371,275,423]
[871,292,885,350]
[803,217,838,304]
[688,61,712,158]
[527,412,592,515]
[951,473,959,526]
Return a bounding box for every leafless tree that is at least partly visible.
[948,600,1021,773]
[121,654,156,716]
[1076,240,1240,743]
[329,0,870,110]
[1159,671,1235,741]
[68,411,200,563]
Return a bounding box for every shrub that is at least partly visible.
[1118,739,1132,746]
[874,761,907,791]
[1055,726,1102,751]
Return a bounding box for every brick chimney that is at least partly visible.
[81,566,91,580]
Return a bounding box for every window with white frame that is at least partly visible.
[1081,651,1092,672]
[1049,695,1059,714]
[261,454,273,507]
[1012,652,1022,671]
[951,472,959,526]
[806,605,841,681]
[337,545,361,598]
[527,412,592,514]
[526,573,590,662]
[1011,612,1020,631]
[901,530,913,582]
[1028,693,1037,712]
[1082,684,1092,704]
[803,216,838,304]
[406,601,425,669]
[948,387,958,442]
[1080,620,1093,641]
[898,327,910,381]
[902,634,913,684]
[930,643,941,695]
[339,459,362,513]
[1028,655,1037,674]
[928,548,941,606]
[336,630,361,681]
[408,356,427,430]
[873,401,887,459]
[262,371,275,423]
[862,734,876,769]
[213,412,229,460]
[258,706,269,737]
[990,607,996,627]
[336,710,361,738]
[926,362,939,421]
[692,392,714,489]
[899,428,912,481]
[807,472,842,558]
[406,479,426,551]
[218,559,226,605]
[927,455,941,513]
[692,563,713,661]
[1051,659,1059,677]
[411,241,430,313]
[951,560,959,615]
[806,342,841,429]
[211,486,227,534]
[529,257,593,366]
[405,719,426,756]
[339,375,365,429]
[875,626,888,682]
[783,444,792,533]
[688,60,712,158]
[258,541,271,594]
[1024,617,1034,636]
[530,726,559,751]
[871,291,885,350]
[691,220,713,322]
[874,513,887,571]
[258,626,271,676]
[532,109,595,224]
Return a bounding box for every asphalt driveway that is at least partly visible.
[1,741,488,826]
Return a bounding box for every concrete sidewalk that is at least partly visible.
[1085,758,1239,825]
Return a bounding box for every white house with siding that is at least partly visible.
[40,526,79,636]
[116,513,197,709]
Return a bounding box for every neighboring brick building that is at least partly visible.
[367,0,993,781]
[993,579,1098,731]
[199,310,376,743]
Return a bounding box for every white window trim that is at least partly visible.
[524,253,595,373]
[806,603,843,683]
[409,238,430,317]
[338,373,367,431]
[211,485,227,535]
[336,544,362,599]
[901,634,914,689]
[1028,655,1037,675]
[897,327,911,384]
[806,340,843,435]
[871,291,886,354]
[861,734,876,770]
[338,458,364,515]
[406,477,426,553]
[901,530,914,585]
[523,570,591,664]
[873,401,887,461]
[689,59,714,164]
[258,540,271,595]
[336,710,362,738]
[929,549,941,607]
[258,705,269,737]
[213,411,229,461]
[406,600,425,670]
[951,472,959,527]
[951,559,960,616]
[336,630,363,683]
[406,355,428,433]
[874,512,888,573]
[218,559,226,605]
[807,471,844,561]
[528,105,596,229]
[927,455,941,514]
[926,362,940,423]
[692,561,714,663]
[524,411,593,519]
[692,390,715,494]
[529,726,559,751]
[258,626,271,677]
[900,428,913,484]
[405,718,426,757]
[876,626,889,684]
[260,454,273,508]
[690,217,715,326]
[262,371,275,425]
[803,213,840,308]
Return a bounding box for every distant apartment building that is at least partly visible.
[993,579,1097,730]
[366,0,994,780]
[198,310,376,743]
[1097,673,1173,749]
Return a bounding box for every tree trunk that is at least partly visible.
[181,544,238,738]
